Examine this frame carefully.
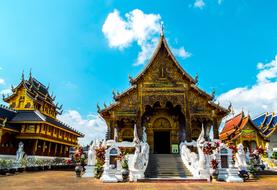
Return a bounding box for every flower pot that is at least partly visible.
[75,165,83,177]
[8,168,16,174]
[17,167,24,173]
[0,169,8,175]
[249,173,256,180]
[121,168,129,182]
[95,167,103,179]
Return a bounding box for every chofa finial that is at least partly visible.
[195,73,199,84]
[160,21,164,36]
[21,70,25,81]
[29,68,32,79]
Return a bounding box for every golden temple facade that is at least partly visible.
[0,72,83,157]
[99,35,230,154]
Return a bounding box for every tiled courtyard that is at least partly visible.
[0,171,277,190]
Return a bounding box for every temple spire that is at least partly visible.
[160,21,164,37]
[21,70,25,81]
[29,68,32,80]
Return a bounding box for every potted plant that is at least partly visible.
[74,145,84,177]
[211,159,218,181]
[95,146,105,179]
[118,148,129,182]
[6,160,16,174]
[0,159,8,175]
[18,157,28,172]
[26,158,37,171]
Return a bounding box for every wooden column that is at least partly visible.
[184,91,192,141]
[48,142,51,156]
[60,144,63,156]
[34,139,38,154]
[213,119,219,139]
[54,143,58,156]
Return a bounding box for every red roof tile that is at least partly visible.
[220,112,243,135]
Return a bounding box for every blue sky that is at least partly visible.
[1,0,277,144]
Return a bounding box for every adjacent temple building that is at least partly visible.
[0,73,83,157]
[220,111,277,153]
[99,34,230,154]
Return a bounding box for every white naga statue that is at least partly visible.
[114,127,118,142]
[87,141,96,166]
[197,126,207,170]
[133,141,149,170]
[133,124,140,143]
[16,141,25,162]
[235,143,247,170]
[142,126,147,143]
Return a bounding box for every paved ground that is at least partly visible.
[0,171,277,190]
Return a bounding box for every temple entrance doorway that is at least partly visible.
[154,131,170,154]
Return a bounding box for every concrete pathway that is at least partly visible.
[0,171,276,190]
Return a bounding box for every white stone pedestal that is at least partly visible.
[82,165,95,178]
[218,168,228,181]
[199,169,211,182]
[100,169,118,183]
[226,168,243,183]
[129,170,145,182]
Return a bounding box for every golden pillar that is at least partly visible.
[54,143,57,156]
[60,144,63,156]
[34,139,38,152]
[48,142,51,156]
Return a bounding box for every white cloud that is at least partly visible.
[102,9,190,65]
[217,55,277,118]
[0,79,5,85]
[194,0,205,9]
[58,110,107,146]
[172,47,192,59]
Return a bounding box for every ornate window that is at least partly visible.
[153,118,171,129]
[122,129,133,142]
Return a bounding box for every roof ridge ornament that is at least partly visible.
[195,73,199,84]
[21,70,25,81]
[160,21,164,37]
[112,90,116,99]
[97,103,101,113]
[29,68,33,81]
[211,88,216,100]
[128,74,133,84]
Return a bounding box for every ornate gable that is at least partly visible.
[131,35,196,86]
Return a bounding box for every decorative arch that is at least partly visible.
[121,128,134,142]
[192,128,201,140]
[153,117,171,129]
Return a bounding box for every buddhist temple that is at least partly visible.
[220,112,267,152]
[0,72,84,157]
[99,34,230,154]
[253,112,277,152]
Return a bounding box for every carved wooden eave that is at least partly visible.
[131,35,196,85]
[114,85,137,101]
[99,102,120,115]
[208,101,230,115]
[3,80,26,102]
[190,84,213,100]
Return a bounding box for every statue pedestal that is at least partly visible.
[199,169,211,181]
[82,165,95,178]
[100,169,118,183]
[129,170,144,182]
[226,168,243,183]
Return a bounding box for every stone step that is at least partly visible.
[145,154,192,178]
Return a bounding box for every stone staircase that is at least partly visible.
[144,154,193,179]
